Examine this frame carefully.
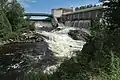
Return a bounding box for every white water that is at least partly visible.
[35,25,86,74]
[36,26,86,58]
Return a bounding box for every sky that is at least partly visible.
[18,0,99,13]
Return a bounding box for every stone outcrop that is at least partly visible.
[0,31,44,46]
[68,29,90,41]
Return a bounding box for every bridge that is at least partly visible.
[24,13,53,21]
[24,13,58,28]
[24,13,53,18]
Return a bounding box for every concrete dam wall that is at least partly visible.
[59,6,103,28]
[64,20,91,29]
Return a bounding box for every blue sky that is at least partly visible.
[19,0,99,13]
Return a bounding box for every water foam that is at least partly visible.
[35,26,86,74]
[36,26,86,58]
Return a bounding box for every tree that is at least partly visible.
[75,7,79,11]
[0,0,32,40]
[94,4,97,7]
[0,0,7,9]
[99,0,120,53]
[86,4,92,8]
[0,2,12,39]
[4,0,26,31]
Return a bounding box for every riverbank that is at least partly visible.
[0,30,41,46]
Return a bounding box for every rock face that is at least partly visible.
[0,31,44,46]
[8,31,44,43]
[0,41,57,80]
[19,31,43,42]
[68,29,90,41]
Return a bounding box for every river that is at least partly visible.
[0,24,88,79]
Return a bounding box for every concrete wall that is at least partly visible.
[51,9,63,17]
[61,10,102,21]
[58,6,103,29]
[65,20,91,29]
[51,8,73,18]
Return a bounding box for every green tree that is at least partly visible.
[0,0,33,40]
[75,7,79,11]
[99,0,120,54]
[4,0,26,31]
[0,4,12,39]
[0,0,7,9]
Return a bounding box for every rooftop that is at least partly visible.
[51,8,73,10]
[63,6,103,15]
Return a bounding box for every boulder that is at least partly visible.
[68,29,90,41]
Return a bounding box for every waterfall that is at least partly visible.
[65,21,69,26]
[64,20,91,28]
[36,26,85,58]
[65,21,71,27]
[35,24,86,73]
[77,20,91,29]
[71,21,74,27]
[78,20,84,28]
[73,21,75,27]
[73,20,78,27]
[69,21,72,27]
[83,20,91,29]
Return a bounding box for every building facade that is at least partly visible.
[51,8,73,18]
[57,6,103,28]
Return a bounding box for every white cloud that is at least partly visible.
[21,2,30,8]
[18,0,37,8]
[31,0,37,3]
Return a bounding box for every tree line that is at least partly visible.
[75,4,102,11]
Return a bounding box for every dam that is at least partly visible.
[52,6,103,29]
[24,6,103,30]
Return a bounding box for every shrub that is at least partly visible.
[23,71,48,80]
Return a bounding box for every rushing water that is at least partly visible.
[36,26,85,58]
[64,20,91,29]
[35,25,86,73]
[0,22,88,78]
